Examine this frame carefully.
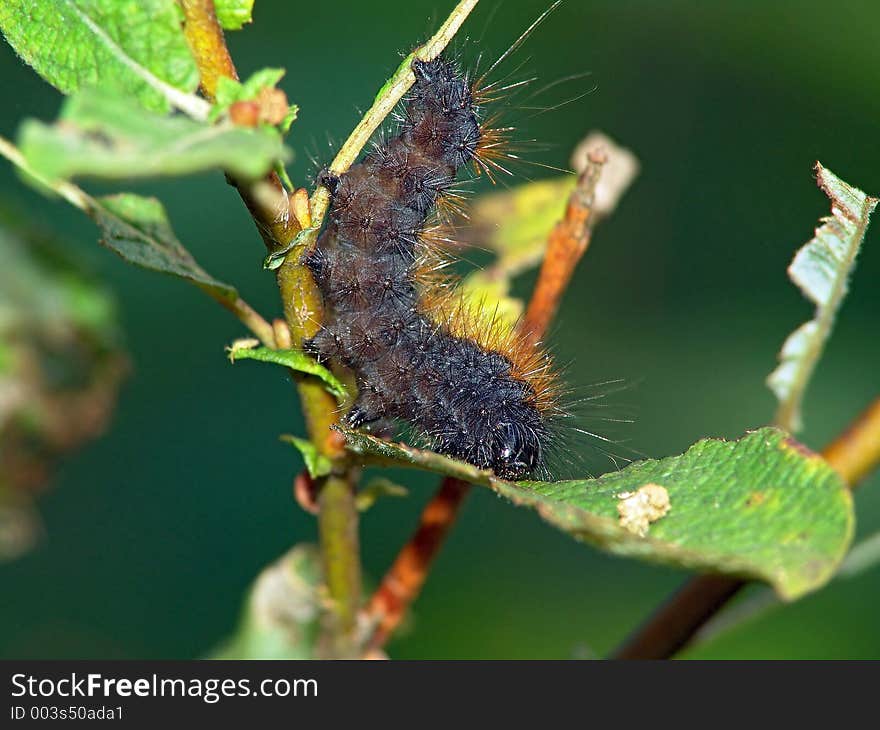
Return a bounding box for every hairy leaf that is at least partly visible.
[19,90,287,182]
[93,193,237,303]
[341,427,853,600]
[0,0,205,116]
[768,163,877,432]
[228,345,348,403]
[214,0,255,31]
[210,544,322,660]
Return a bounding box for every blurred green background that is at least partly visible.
[1,0,878,659]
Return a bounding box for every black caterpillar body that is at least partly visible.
[304,56,551,480]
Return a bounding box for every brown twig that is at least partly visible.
[364,142,615,653]
[208,289,277,347]
[821,396,880,487]
[521,147,607,341]
[611,395,880,660]
[366,478,472,651]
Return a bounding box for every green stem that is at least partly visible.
[182,0,479,656]
[317,475,362,654]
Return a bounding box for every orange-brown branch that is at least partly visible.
[521,147,607,342]
[178,0,238,98]
[821,396,880,487]
[612,396,880,660]
[366,478,472,651]
[179,0,300,252]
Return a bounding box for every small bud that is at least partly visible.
[229,100,261,127]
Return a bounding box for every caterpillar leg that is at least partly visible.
[317,169,340,195]
[345,403,383,429]
[345,385,388,429]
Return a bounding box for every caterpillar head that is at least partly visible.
[491,419,545,480]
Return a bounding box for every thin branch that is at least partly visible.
[820,396,880,487]
[275,0,479,312]
[325,0,479,180]
[365,478,471,652]
[177,0,238,98]
[521,146,607,341]
[179,0,362,654]
[0,134,276,348]
[178,0,298,252]
[611,395,880,660]
[179,0,479,656]
[206,287,277,347]
[0,135,91,212]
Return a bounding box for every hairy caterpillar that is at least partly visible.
[304,50,561,480]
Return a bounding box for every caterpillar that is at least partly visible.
[303,52,561,480]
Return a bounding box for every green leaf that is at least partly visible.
[263,225,317,271]
[0,0,206,117]
[93,193,237,303]
[0,136,240,305]
[19,90,287,182]
[767,163,877,432]
[356,478,409,512]
[340,427,854,600]
[280,104,299,135]
[227,345,348,403]
[280,435,333,480]
[214,0,254,31]
[210,544,322,659]
[215,68,286,109]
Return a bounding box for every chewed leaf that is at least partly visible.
[340,427,853,600]
[281,435,333,480]
[228,345,348,403]
[210,544,322,659]
[767,163,877,432]
[214,0,255,30]
[0,0,205,116]
[463,132,638,281]
[19,90,287,182]
[93,193,237,304]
